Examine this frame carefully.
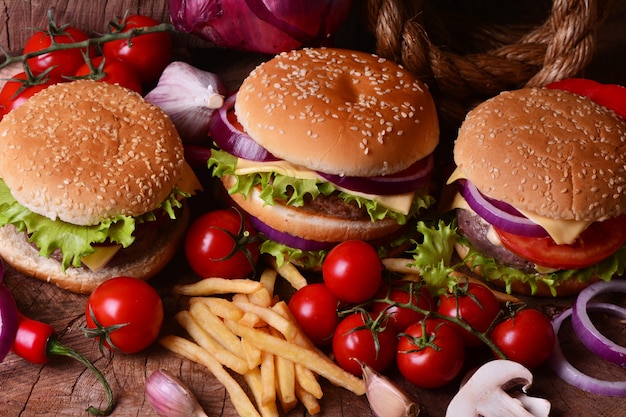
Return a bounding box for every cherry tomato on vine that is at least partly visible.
[437,282,501,348]
[288,283,339,347]
[397,318,466,389]
[84,276,164,354]
[322,240,382,304]
[23,25,96,79]
[0,72,61,118]
[184,208,260,279]
[371,280,434,334]
[74,56,143,94]
[102,15,172,84]
[332,311,397,376]
[490,307,555,369]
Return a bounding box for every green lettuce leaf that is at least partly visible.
[460,236,626,296]
[0,178,187,271]
[407,219,460,294]
[208,149,434,223]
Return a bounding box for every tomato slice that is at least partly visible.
[494,214,626,270]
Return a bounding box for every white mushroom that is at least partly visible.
[445,360,551,417]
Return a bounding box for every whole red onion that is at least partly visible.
[168,0,354,54]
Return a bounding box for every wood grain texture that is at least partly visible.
[0,1,626,417]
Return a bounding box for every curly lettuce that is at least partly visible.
[0,178,187,271]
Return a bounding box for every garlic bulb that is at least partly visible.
[145,61,226,144]
[145,369,209,417]
[360,361,420,417]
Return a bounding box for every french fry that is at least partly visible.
[247,286,273,308]
[274,349,297,413]
[175,310,249,375]
[267,257,308,290]
[233,294,298,341]
[189,301,247,360]
[260,350,277,406]
[160,335,261,417]
[242,336,263,369]
[295,380,321,415]
[382,257,420,275]
[190,296,244,321]
[243,367,280,417]
[225,319,366,396]
[175,277,263,296]
[295,363,323,399]
[271,301,316,349]
[259,267,278,297]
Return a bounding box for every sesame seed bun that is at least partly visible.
[454,87,626,222]
[0,80,185,226]
[235,48,439,177]
[0,204,189,294]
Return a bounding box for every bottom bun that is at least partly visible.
[454,243,596,297]
[0,205,189,294]
[223,175,403,244]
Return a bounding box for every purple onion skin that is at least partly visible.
[0,282,18,363]
[168,0,354,54]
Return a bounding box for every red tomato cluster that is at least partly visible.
[286,240,556,389]
[0,14,172,118]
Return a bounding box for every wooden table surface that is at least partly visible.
[2,2,626,417]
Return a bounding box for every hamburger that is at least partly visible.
[209,48,439,268]
[0,80,201,293]
[446,87,626,296]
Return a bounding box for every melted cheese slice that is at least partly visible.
[448,168,592,245]
[80,161,201,271]
[234,158,416,215]
[81,245,122,271]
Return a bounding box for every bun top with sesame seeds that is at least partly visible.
[454,87,626,222]
[234,48,439,177]
[0,80,185,226]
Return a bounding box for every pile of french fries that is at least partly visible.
[160,261,365,417]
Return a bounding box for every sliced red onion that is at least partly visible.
[0,262,19,363]
[318,154,434,195]
[209,94,278,162]
[549,302,626,397]
[572,280,626,367]
[249,215,336,251]
[459,179,548,237]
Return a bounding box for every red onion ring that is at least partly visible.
[549,302,626,397]
[249,215,336,251]
[318,154,434,195]
[572,280,626,367]
[459,179,548,237]
[209,94,278,162]
[0,261,19,362]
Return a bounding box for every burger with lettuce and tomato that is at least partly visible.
[0,80,201,294]
[447,84,626,296]
[208,48,440,268]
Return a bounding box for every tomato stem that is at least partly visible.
[46,337,115,416]
[0,23,174,70]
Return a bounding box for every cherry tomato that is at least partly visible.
[546,78,626,119]
[74,56,143,94]
[491,308,555,369]
[332,311,397,376]
[397,318,466,389]
[288,283,339,347]
[322,240,382,304]
[0,72,61,118]
[23,26,95,79]
[102,15,172,84]
[85,276,164,354]
[184,208,260,279]
[495,214,626,271]
[370,280,434,333]
[437,282,501,347]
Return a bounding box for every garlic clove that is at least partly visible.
[360,360,420,417]
[145,369,209,417]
